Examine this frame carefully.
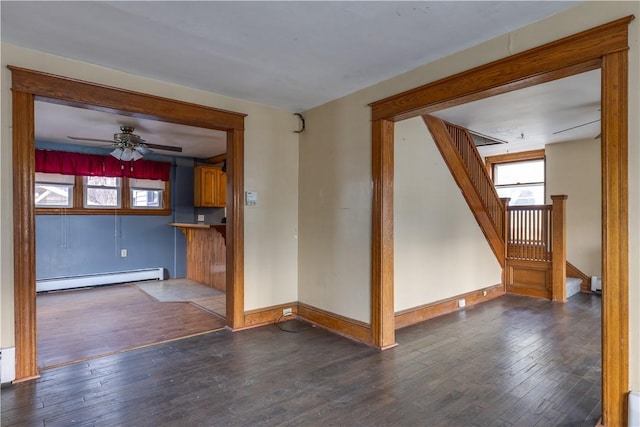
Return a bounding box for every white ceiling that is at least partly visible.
[434,69,601,156]
[35,101,227,159]
[2,1,588,158]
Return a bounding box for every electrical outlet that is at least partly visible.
[197,214,205,222]
[458,298,466,308]
[121,249,127,257]
[282,307,293,316]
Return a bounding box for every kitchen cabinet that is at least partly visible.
[194,166,226,207]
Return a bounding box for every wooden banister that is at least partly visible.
[423,115,506,266]
[506,205,552,262]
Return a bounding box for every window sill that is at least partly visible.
[36,208,171,216]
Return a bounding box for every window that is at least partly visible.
[35,175,170,215]
[486,150,545,206]
[35,173,74,207]
[35,149,171,215]
[84,176,122,208]
[130,178,165,209]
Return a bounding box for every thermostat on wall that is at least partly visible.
[245,191,258,206]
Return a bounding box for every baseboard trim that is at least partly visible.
[297,302,373,346]
[238,302,299,330]
[395,284,504,329]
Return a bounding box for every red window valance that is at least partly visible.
[35,150,171,181]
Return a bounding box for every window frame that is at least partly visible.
[35,175,171,215]
[34,173,75,208]
[485,149,546,206]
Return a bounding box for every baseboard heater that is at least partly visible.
[36,268,165,293]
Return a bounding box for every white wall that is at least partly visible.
[546,138,601,277]
[0,44,299,351]
[394,118,501,311]
[298,1,639,388]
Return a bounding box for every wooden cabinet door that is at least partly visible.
[215,170,227,207]
[194,166,226,207]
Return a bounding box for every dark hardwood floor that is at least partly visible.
[2,293,601,426]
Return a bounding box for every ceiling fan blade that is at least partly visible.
[143,143,183,153]
[135,145,153,155]
[67,136,115,144]
[129,134,146,144]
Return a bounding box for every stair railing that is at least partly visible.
[443,122,505,240]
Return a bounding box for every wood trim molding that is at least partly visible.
[226,129,244,330]
[369,17,632,121]
[10,67,246,381]
[371,119,395,349]
[241,302,298,329]
[369,16,632,425]
[205,153,227,164]
[395,284,504,330]
[297,302,374,346]
[8,67,246,130]
[485,149,545,178]
[12,90,39,383]
[600,48,629,427]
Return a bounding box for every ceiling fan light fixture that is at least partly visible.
[120,147,135,162]
[110,147,124,159]
[132,150,144,161]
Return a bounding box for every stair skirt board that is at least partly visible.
[566,277,582,298]
[36,268,165,293]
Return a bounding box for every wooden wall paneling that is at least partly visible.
[183,228,226,291]
[9,67,246,382]
[370,16,632,424]
[12,90,39,382]
[505,259,552,299]
[371,119,395,349]
[600,48,629,427]
[226,128,244,330]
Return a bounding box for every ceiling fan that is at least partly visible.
[67,125,182,161]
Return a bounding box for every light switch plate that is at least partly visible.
[245,191,258,206]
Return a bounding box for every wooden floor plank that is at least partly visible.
[36,284,226,368]
[2,293,601,426]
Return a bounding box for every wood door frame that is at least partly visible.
[10,67,246,382]
[369,16,633,425]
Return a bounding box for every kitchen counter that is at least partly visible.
[170,223,226,291]
[169,222,226,242]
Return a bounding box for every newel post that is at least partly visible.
[500,198,510,292]
[551,195,568,302]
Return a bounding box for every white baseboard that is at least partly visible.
[1,347,16,384]
[36,268,165,292]
[630,391,640,427]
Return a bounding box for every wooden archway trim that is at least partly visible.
[369,16,633,426]
[10,67,246,381]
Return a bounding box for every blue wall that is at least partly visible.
[35,141,200,280]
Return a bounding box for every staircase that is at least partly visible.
[422,115,506,266]
[423,115,574,302]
